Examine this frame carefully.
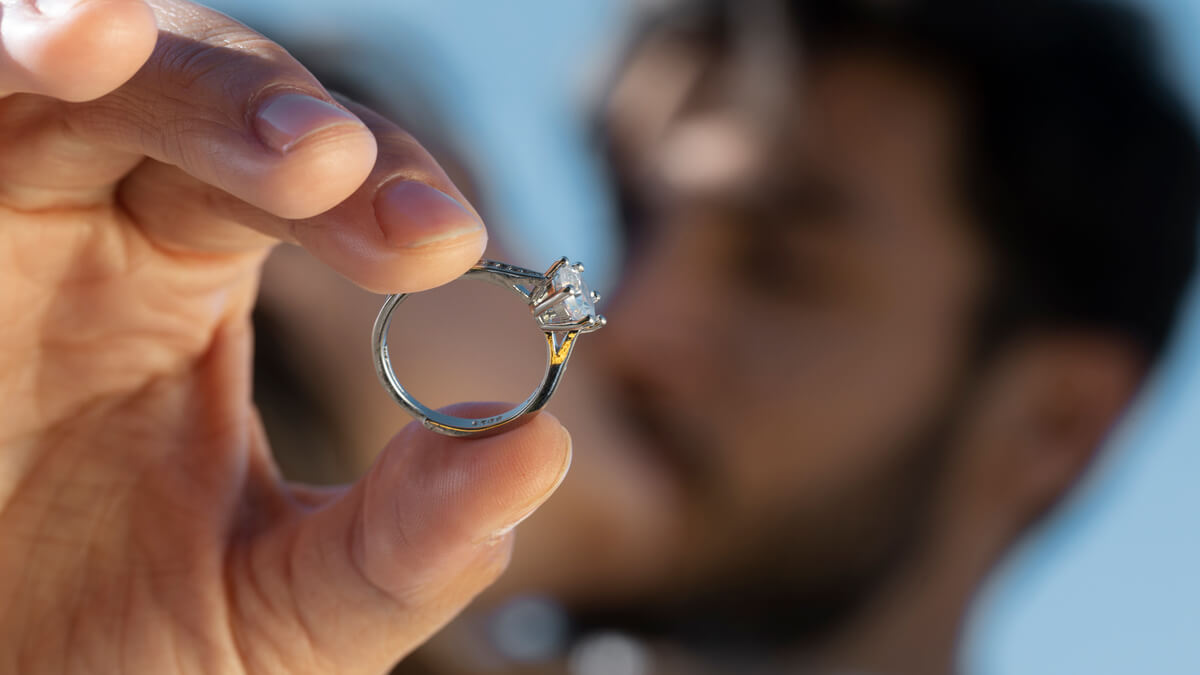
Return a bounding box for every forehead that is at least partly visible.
[798,51,962,195]
[606,35,963,204]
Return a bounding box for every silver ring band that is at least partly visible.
[372,258,605,437]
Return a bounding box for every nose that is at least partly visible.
[597,213,735,394]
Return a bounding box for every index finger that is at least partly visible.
[3,0,486,292]
[59,0,379,219]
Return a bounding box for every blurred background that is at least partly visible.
[199,1,1200,673]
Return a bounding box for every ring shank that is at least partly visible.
[371,262,580,437]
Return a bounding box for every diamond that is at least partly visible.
[538,262,596,325]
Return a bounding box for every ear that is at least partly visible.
[950,332,1145,536]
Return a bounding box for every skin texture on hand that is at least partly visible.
[0,1,572,673]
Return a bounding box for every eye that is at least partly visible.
[614,174,652,251]
[734,217,825,300]
[609,160,668,273]
[732,180,852,301]
[779,174,856,228]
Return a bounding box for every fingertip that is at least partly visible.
[350,405,571,605]
[249,120,379,219]
[293,183,488,295]
[374,180,486,249]
[24,0,157,102]
[348,229,489,295]
[381,404,572,535]
[476,531,517,580]
[441,405,573,522]
[253,94,487,292]
[484,409,573,513]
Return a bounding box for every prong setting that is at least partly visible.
[532,285,575,316]
[544,256,569,277]
[532,257,605,333]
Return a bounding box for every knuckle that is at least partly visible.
[378,127,422,149]
[199,24,288,59]
[375,135,448,186]
[150,29,302,98]
[378,130,433,165]
[145,3,320,108]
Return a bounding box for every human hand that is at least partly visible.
[0,1,570,672]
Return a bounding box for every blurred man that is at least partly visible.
[251,1,1200,673]
[561,1,1200,672]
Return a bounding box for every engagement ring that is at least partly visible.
[372,257,606,437]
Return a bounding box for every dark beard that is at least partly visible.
[567,372,976,664]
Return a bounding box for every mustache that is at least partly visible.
[611,373,721,498]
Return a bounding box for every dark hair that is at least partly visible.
[790,0,1200,359]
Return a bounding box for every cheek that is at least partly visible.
[707,264,978,525]
[704,322,899,517]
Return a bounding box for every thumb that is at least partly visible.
[1,0,157,102]
[232,404,572,674]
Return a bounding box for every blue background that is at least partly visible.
[200,1,1200,671]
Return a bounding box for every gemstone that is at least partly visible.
[540,263,596,324]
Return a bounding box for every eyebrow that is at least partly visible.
[735,167,855,232]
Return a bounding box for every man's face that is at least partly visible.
[589,39,989,623]
[252,32,997,640]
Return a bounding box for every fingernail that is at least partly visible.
[254,93,364,153]
[374,180,485,248]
